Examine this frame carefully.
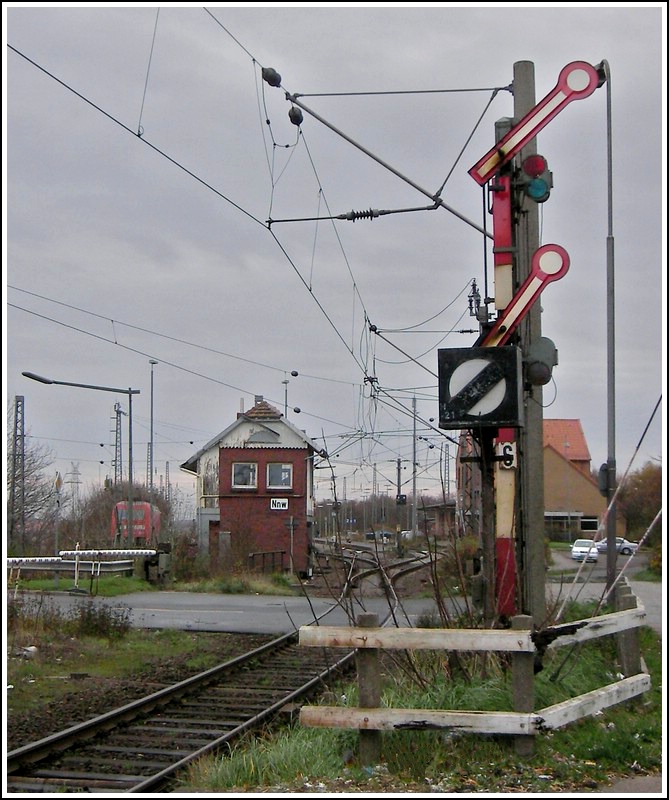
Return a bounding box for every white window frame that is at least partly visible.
[267,462,293,489]
[232,462,257,489]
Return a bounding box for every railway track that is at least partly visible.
[6,632,354,793]
[7,554,431,793]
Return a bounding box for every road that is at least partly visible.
[17,572,661,636]
[547,549,662,633]
[15,589,452,635]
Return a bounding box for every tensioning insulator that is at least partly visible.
[344,208,380,222]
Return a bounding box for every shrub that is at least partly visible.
[67,599,133,640]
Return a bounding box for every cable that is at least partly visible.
[7,44,266,229]
[136,8,160,137]
[8,286,358,386]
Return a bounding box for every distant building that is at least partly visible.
[455,419,624,541]
[542,419,625,540]
[180,396,322,576]
[419,499,457,540]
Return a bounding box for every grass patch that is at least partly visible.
[179,611,662,794]
[5,593,241,715]
[186,727,350,790]
[10,574,156,596]
[173,572,298,596]
[631,567,661,582]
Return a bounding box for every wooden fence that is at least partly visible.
[299,579,651,762]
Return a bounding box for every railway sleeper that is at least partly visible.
[88,744,190,758]
[6,775,132,792]
[174,701,278,713]
[142,717,245,729]
[56,755,172,772]
[22,767,143,784]
[102,732,217,748]
[123,724,226,737]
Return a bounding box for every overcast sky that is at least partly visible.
[3,3,666,515]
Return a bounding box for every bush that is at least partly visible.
[68,599,132,640]
[648,544,662,574]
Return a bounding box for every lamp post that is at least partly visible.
[23,371,140,546]
[282,370,299,417]
[149,360,158,543]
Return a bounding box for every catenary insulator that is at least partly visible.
[262,67,282,87]
[288,107,303,126]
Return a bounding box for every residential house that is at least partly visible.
[543,418,624,540]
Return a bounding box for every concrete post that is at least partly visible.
[513,61,546,625]
[615,582,641,677]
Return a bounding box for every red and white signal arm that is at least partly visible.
[482,244,570,347]
[469,61,601,185]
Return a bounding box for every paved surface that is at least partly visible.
[599,774,664,794]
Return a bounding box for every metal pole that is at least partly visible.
[149,360,157,543]
[54,472,62,588]
[412,396,417,536]
[602,60,617,591]
[128,389,134,545]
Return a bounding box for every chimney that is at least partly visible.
[254,395,263,405]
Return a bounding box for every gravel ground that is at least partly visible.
[6,632,274,751]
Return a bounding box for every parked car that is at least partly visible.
[365,531,392,542]
[570,539,599,562]
[596,537,639,555]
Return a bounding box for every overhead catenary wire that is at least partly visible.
[7,37,489,467]
[8,286,356,385]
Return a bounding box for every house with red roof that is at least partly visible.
[543,419,624,540]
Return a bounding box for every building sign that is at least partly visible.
[270,498,289,510]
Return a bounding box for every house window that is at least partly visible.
[267,463,293,489]
[232,462,257,489]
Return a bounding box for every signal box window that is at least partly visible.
[267,463,293,489]
[232,462,257,489]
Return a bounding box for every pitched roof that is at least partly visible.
[179,396,322,475]
[543,419,591,463]
[238,399,282,420]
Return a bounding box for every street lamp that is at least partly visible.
[149,360,158,542]
[282,370,299,417]
[23,371,140,546]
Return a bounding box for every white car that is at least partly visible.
[596,537,639,555]
[570,539,599,562]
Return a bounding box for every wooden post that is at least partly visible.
[615,582,641,677]
[511,614,535,756]
[356,612,382,766]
